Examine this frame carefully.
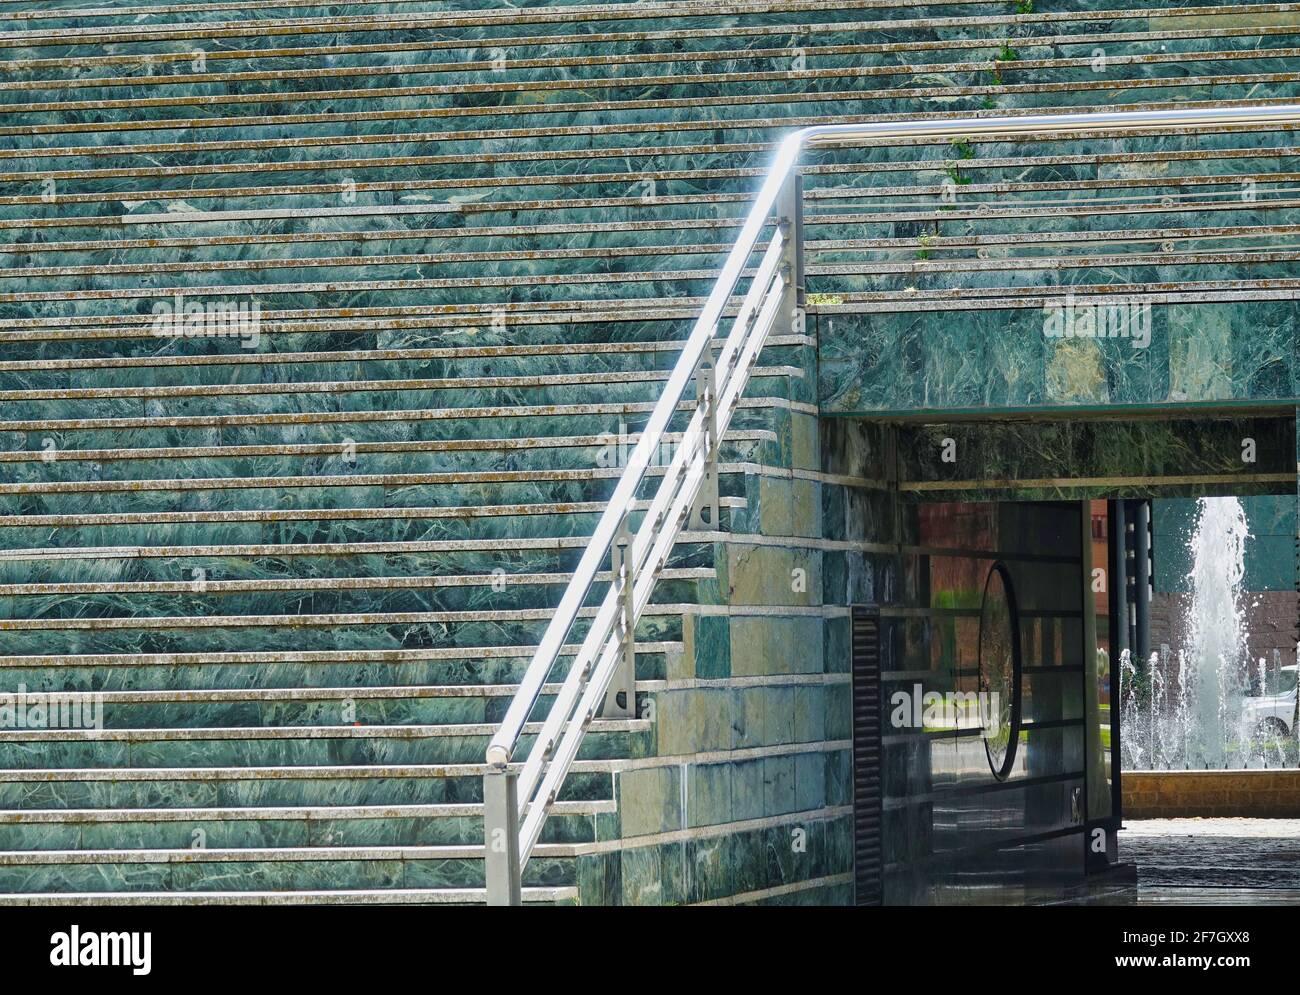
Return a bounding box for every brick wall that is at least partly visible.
[1149,591,1298,670]
[1125,771,1300,818]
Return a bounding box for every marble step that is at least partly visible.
[0,566,714,599]
[5,13,1292,85]
[0,396,793,446]
[0,683,661,729]
[0,687,659,733]
[0,846,577,893]
[0,466,775,526]
[0,1,1278,63]
[0,496,743,535]
[0,221,760,264]
[9,136,1298,204]
[8,101,1300,191]
[0,452,773,494]
[0,605,690,657]
[0,532,721,565]
[0,801,610,849]
[0,604,699,651]
[0,328,803,360]
[0,596,707,637]
[0,719,652,768]
[1,110,1290,174]
[0,530,722,578]
[0,886,578,905]
[0,764,617,808]
[0,368,802,417]
[0,680,655,703]
[7,157,1299,226]
[0,434,771,477]
[0,643,680,692]
[8,41,1300,110]
[0,333,805,371]
[15,63,1300,145]
[7,197,1297,267]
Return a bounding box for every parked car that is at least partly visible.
[1242,665,1298,740]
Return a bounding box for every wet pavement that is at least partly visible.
[1119,818,1300,904]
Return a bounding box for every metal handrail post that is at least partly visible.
[484,767,521,906]
[601,510,638,719]
[776,170,804,337]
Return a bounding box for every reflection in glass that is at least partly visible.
[979,562,1022,780]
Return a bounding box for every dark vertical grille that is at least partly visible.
[851,605,883,906]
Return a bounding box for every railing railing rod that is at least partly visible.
[512,231,789,811]
[517,270,788,860]
[484,142,803,770]
[514,247,788,848]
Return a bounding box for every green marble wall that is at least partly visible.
[818,302,1300,418]
[575,410,856,905]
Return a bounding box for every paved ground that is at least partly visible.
[1120,818,1300,904]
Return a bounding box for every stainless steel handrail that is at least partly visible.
[483,104,1300,904]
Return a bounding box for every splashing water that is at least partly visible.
[1119,497,1269,770]
[1185,496,1251,766]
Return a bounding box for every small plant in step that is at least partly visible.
[943,165,972,186]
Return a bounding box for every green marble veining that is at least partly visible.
[4,0,1300,903]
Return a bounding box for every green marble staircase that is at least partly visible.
[1,0,1297,903]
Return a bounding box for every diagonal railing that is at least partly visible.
[482,104,1300,905]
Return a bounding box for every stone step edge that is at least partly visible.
[0,718,652,742]
[0,886,576,905]
[0,843,584,863]
[0,800,616,823]
[0,681,671,704]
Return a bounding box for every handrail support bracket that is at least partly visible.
[601,510,637,718]
[688,349,720,530]
[776,170,805,337]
